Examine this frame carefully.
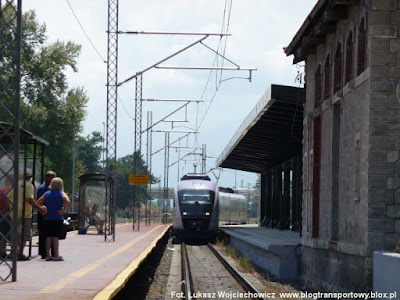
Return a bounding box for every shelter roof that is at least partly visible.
[216,84,304,174]
[78,173,113,183]
[0,122,49,146]
[284,0,360,63]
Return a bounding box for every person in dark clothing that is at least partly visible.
[37,171,56,259]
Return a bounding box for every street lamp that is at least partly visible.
[102,121,106,174]
[71,109,76,212]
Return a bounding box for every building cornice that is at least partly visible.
[284,0,360,63]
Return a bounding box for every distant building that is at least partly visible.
[285,0,400,291]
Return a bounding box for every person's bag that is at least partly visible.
[59,217,70,240]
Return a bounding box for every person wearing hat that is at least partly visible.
[9,169,46,260]
[37,171,56,259]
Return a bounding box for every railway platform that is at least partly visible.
[0,223,170,300]
[220,225,302,280]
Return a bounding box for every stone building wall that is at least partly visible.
[301,2,371,291]
[367,0,400,256]
[286,0,400,291]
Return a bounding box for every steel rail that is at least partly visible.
[181,242,193,300]
[207,243,267,300]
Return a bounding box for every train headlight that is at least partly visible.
[183,212,187,216]
[205,212,210,216]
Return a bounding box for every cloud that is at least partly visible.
[23,0,317,187]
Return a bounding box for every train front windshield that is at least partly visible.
[178,189,215,216]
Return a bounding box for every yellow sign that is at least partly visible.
[129,174,150,185]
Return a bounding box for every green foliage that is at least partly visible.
[116,208,131,219]
[114,151,160,210]
[1,5,87,193]
[218,242,254,273]
[238,256,254,273]
[76,131,104,174]
[224,245,241,259]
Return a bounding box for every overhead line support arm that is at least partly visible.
[141,101,191,134]
[118,31,231,37]
[152,133,191,156]
[118,36,209,87]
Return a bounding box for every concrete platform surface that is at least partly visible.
[220,225,302,279]
[0,223,170,300]
[220,225,301,249]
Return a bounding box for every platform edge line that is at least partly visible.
[93,225,171,300]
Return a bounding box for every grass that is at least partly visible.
[213,236,308,299]
[214,237,254,273]
[238,256,254,273]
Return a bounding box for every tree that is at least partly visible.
[115,151,159,211]
[1,5,87,193]
[76,131,104,174]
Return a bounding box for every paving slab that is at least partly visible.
[0,223,170,300]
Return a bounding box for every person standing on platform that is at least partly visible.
[10,170,47,260]
[37,171,56,259]
[37,177,70,261]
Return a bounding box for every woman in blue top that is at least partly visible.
[37,177,70,261]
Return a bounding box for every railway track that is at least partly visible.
[181,242,267,300]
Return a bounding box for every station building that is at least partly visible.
[218,0,400,292]
[284,0,400,291]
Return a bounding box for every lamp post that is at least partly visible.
[102,121,106,174]
[71,109,76,212]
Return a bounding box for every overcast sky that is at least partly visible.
[23,0,317,188]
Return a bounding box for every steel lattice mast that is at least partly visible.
[0,0,22,281]
[146,111,153,226]
[132,74,143,231]
[105,0,119,241]
[163,132,170,224]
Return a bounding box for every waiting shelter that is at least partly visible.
[77,173,113,235]
[0,122,49,281]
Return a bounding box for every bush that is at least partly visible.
[116,208,131,218]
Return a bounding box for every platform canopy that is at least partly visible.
[216,84,304,174]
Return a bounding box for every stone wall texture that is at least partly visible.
[300,0,400,291]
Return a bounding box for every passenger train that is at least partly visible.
[173,174,247,239]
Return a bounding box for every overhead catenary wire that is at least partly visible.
[219,0,233,82]
[65,0,107,64]
[189,0,234,173]
[118,94,135,121]
[195,0,234,132]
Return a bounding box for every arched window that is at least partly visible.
[357,18,366,75]
[315,65,322,108]
[334,43,343,94]
[345,31,354,84]
[324,55,331,100]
